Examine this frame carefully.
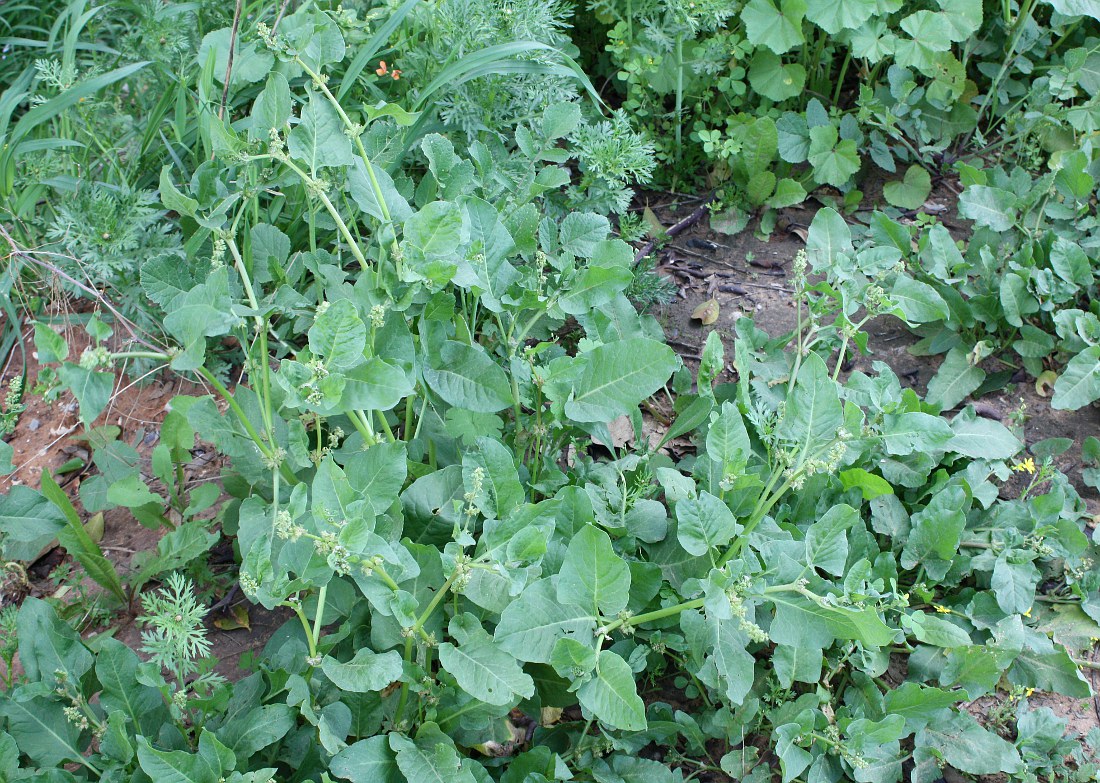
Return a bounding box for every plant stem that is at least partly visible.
[311,584,328,648]
[600,597,706,635]
[290,600,317,659]
[193,365,298,485]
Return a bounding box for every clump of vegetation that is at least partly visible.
[0,1,1096,782]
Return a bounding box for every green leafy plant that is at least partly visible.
[0,2,1098,782]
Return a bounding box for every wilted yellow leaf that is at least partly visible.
[691,299,720,325]
[213,603,251,631]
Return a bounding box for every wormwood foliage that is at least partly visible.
[0,2,1099,782]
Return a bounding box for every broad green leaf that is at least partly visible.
[748,50,806,101]
[577,650,647,731]
[883,165,932,209]
[1044,0,1100,20]
[17,597,92,683]
[676,491,741,556]
[804,207,852,270]
[348,159,414,223]
[839,468,894,499]
[248,72,292,142]
[769,177,807,207]
[1049,237,1092,287]
[96,638,168,739]
[891,276,949,323]
[57,363,114,425]
[404,201,469,260]
[958,185,1018,231]
[557,525,630,616]
[804,504,856,575]
[141,255,200,307]
[558,266,633,316]
[495,579,596,663]
[280,10,346,70]
[742,117,779,176]
[423,341,514,413]
[773,642,822,687]
[807,125,860,187]
[564,338,678,423]
[741,0,807,53]
[346,442,408,517]
[903,612,972,647]
[915,713,1022,777]
[683,611,755,704]
[331,737,402,783]
[1008,645,1092,698]
[462,437,523,520]
[309,299,366,370]
[288,92,354,171]
[550,637,598,678]
[107,474,162,508]
[705,401,750,468]
[949,416,1023,459]
[1051,345,1100,410]
[198,28,273,86]
[321,649,403,693]
[881,411,955,455]
[136,731,235,783]
[159,166,198,217]
[437,617,534,706]
[991,556,1040,615]
[900,486,967,579]
[163,269,238,370]
[391,729,477,783]
[335,358,414,412]
[770,588,894,647]
[0,485,66,561]
[216,704,295,759]
[0,695,84,769]
[805,0,876,33]
[775,352,842,457]
[559,212,610,257]
[999,272,1038,328]
[941,0,983,39]
[774,723,813,782]
[925,347,984,410]
[884,682,965,731]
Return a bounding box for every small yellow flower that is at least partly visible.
[1023,607,1032,618]
[934,605,951,614]
[1025,688,1035,697]
[1013,458,1036,475]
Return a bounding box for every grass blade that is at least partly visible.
[40,472,128,605]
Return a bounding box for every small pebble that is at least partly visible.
[28,419,40,432]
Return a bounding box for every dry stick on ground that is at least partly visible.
[634,197,714,264]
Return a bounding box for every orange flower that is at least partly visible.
[390,69,401,80]
[375,61,388,76]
